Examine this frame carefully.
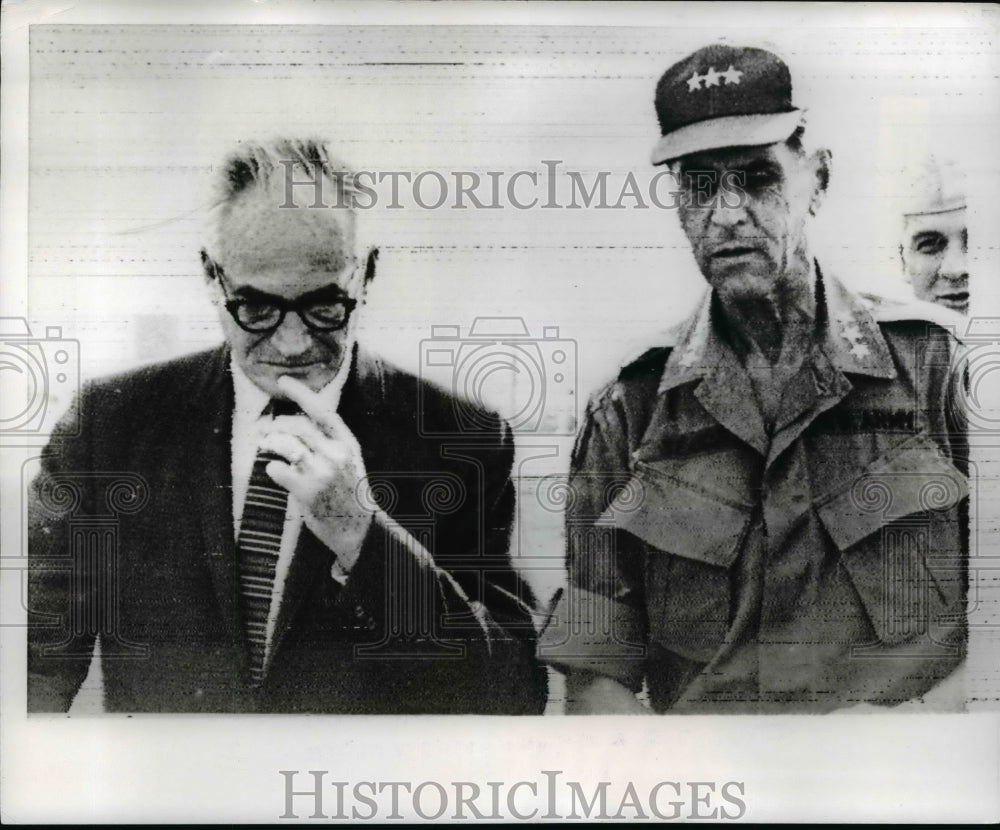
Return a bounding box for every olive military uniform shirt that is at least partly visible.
[540,270,968,713]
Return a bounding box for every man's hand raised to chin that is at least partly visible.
[257,374,376,571]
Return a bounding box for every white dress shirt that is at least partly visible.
[230,358,353,671]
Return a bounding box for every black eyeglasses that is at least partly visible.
[215,268,358,334]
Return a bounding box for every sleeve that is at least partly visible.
[945,331,971,653]
[537,389,649,692]
[945,333,970,474]
[915,327,970,702]
[331,418,548,714]
[27,389,98,712]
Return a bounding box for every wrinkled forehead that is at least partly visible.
[902,207,967,240]
[211,178,357,273]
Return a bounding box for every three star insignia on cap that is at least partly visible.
[835,312,871,361]
[686,64,744,92]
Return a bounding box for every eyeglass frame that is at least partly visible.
[210,261,361,335]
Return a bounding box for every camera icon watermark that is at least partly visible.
[844,469,967,659]
[20,461,150,659]
[0,317,80,446]
[948,316,1000,438]
[418,317,577,437]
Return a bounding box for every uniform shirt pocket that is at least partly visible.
[602,459,754,660]
[813,433,967,647]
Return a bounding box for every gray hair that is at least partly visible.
[211,138,358,208]
[204,138,374,266]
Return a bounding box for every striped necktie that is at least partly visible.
[237,398,300,686]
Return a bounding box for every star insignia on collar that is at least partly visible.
[836,312,870,362]
[721,65,743,85]
[678,314,709,369]
[678,346,698,369]
[850,341,871,360]
[686,72,704,92]
[702,66,722,88]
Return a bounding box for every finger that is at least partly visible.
[265,459,298,491]
[276,375,338,433]
[257,432,310,465]
[265,460,357,521]
[276,375,359,446]
[270,414,360,470]
[325,410,363,448]
[267,448,336,491]
[268,414,343,457]
[265,454,330,490]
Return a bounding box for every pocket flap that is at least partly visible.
[600,462,751,568]
[815,434,967,552]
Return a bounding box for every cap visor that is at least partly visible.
[901,201,966,217]
[651,110,805,165]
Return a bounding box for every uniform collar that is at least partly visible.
[658,264,897,394]
[819,272,896,379]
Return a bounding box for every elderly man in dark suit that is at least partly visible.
[28,139,547,714]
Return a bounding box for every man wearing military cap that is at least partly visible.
[540,44,969,713]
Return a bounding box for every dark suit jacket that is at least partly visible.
[28,345,547,713]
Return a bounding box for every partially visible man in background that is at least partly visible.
[899,156,969,315]
[28,138,547,714]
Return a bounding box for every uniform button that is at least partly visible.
[354,605,366,620]
[194,688,204,698]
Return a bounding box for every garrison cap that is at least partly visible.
[900,156,966,217]
[651,43,805,165]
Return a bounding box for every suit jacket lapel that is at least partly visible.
[269,528,339,664]
[186,346,244,655]
[338,343,384,454]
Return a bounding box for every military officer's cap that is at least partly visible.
[651,43,806,165]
